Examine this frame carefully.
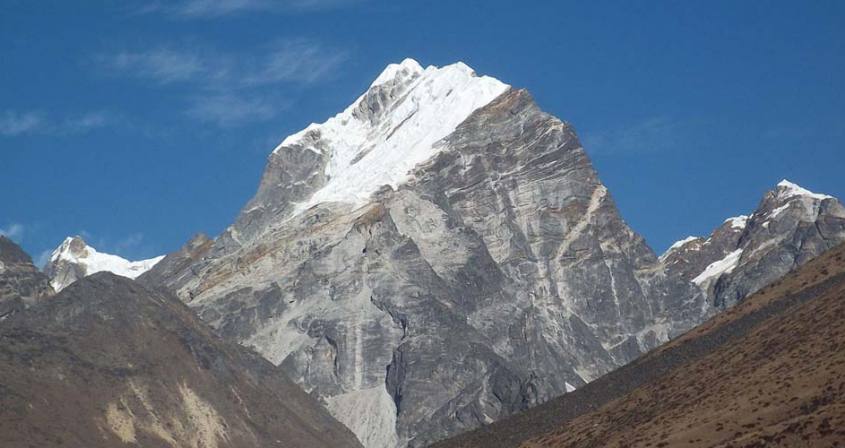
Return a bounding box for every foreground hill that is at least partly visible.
[0,239,361,448]
[0,235,53,320]
[436,242,845,447]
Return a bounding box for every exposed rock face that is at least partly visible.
[0,271,362,448]
[141,59,845,447]
[44,236,164,291]
[141,61,704,447]
[661,180,845,310]
[0,236,54,320]
[435,242,845,448]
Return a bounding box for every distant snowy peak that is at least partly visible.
[676,179,844,299]
[274,58,510,213]
[45,236,163,291]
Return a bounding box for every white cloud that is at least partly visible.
[0,110,116,137]
[187,94,281,127]
[0,111,46,136]
[62,111,115,133]
[583,117,680,156]
[34,250,53,269]
[98,40,345,88]
[96,39,347,126]
[102,49,206,85]
[243,39,349,86]
[0,223,25,241]
[142,0,363,18]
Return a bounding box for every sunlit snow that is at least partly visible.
[274,58,510,214]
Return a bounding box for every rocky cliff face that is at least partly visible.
[141,59,845,447]
[0,236,54,321]
[661,180,845,310]
[141,60,704,447]
[0,270,362,448]
[44,236,163,291]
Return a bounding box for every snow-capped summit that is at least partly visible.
[274,59,510,214]
[775,179,833,202]
[44,236,163,291]
[369,57,424,88]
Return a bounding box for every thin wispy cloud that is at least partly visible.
[34,250,53,269]
[104,49,206,84]
[583,117,681,156]
[0,110,115,137]
[63,111,115,133]
[0,223,25,242]
[141,0,363,18]
[0,111,46,136]
[243,40,349,86]
[97,40,346,88]
[95,39,348,126]
[187,94,281,127]
[113,232,146,254]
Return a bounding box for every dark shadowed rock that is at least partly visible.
[0,272,361,448]
[0,236,53,321]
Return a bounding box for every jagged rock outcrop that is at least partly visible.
[435,242,845,448]
[141,59,845,447]
[0,270,362,448]
[0,236,54,321]
[660,180,845,310]
[44,236,164,291]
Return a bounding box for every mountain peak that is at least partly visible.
[370,58,424,87]
[45,236,164,291]
[775,179,833,201]
[51,235,89,262]
[272,59,510,214]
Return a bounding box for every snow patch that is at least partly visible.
[769,203,791,220]
[274,59,510,214]
[659,236,699,262]
[692,248,743,287]
[724,215,749,230]
[565,382,576,393]
[669,236,699,251]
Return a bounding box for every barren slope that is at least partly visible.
[0,271,361,448]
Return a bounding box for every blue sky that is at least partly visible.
[2,0,844,265]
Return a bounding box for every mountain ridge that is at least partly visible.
[435,241,845,447]
[0,239,362,448]
[132,59,845,447]
[44,235,164,291]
